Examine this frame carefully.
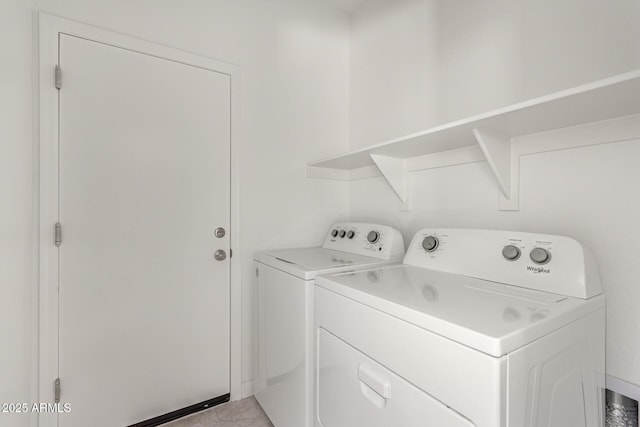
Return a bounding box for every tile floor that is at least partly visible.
[162,397,273,427]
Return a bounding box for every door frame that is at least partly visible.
[38,13,242,426]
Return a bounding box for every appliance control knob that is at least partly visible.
[367,231,380,244]
[339,230,346,238]
[331,229,338,238]
[422,236,439,252]
[502,245,521,261]
[530,247,551,264]
[347,230,355,239]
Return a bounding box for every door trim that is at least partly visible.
[38,13,242,427]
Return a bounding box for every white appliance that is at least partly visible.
[254,222,405,427]
[315,228,605,427]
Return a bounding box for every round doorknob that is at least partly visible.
[214,250,227,261]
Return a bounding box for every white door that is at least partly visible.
[57,34,231,426]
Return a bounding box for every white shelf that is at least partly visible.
[307,70,640,209]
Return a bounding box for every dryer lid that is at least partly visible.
[315,265,605,357]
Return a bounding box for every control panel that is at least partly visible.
[323,222,405,260]
[403,229,602,299]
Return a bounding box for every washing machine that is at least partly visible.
[315,228,605,427]
[254,222,405,427]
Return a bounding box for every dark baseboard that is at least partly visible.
[128,393,231,427]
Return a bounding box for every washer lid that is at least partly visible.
[315,265,605,357]
[255,247,392,279]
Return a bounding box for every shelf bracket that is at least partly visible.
[369,154,408,203]
[473,128,518,210]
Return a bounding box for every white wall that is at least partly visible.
[350,0,640,148]
[0,1,349,426]
[350,0,439,146]
[0,2,37,426]
[437,0,640,123]
[349,0,640,387]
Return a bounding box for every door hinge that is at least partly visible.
[230,249,233,258]
[55,65,62,89]
[54,222,62,246]
[255,267,259,278]
[54,378,61,403]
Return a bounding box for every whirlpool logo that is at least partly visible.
[527,265,551,274]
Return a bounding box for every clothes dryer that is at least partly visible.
[254,222,405,427]
[315,228,605,427]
